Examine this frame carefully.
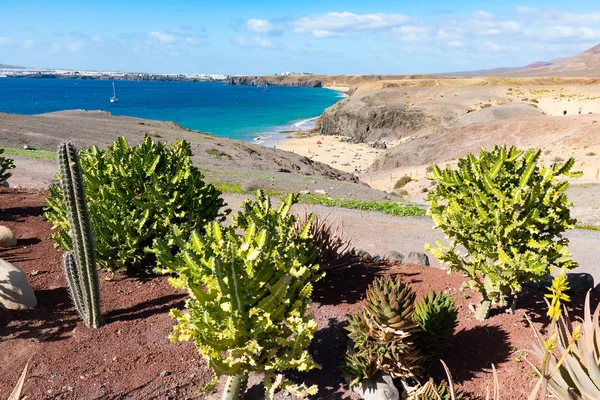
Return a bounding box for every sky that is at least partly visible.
[1,0,600,75]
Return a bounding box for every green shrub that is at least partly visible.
[0,148,15,184]
[45,136,227,274]
[153,191,320,399]
[425,146,580,320]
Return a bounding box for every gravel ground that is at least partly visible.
[224,193,600,286]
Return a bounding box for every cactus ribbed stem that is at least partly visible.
[221,375,248,400]
[59,142,103,328]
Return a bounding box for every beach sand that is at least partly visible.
[277,135,395,175]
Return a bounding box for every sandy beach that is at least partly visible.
[277,134,395,175]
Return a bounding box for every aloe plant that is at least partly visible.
[153,192,320,399]
[426,146,580,320]
[58,142,103,328]
[527,289,600,399]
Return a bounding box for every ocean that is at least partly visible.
[0,78,343,143]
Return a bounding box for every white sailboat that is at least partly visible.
[110,82,118,103]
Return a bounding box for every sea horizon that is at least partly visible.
[0,78,344,143]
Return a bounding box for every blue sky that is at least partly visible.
[1,0,599,74]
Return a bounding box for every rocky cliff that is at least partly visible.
[319,89,460,143]
[227,75,323,88]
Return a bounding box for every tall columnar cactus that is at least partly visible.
[58,142,103,328]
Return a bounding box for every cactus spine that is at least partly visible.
[59,142,103,328]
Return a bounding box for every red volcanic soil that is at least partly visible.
[1,189,597,399]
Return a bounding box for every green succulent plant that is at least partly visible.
[426,145,580,320]
[407,377,467,400]
[528,290,600,399]
[45,135,227,274]
[344,276,425,386]
[413,291,458,359]
[153,191,320,400]
[0,148,15,184]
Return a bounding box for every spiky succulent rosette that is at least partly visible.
[413,291,459,359]
[344,276,425,384]
[407,378,467,400]
[364,276,420,336]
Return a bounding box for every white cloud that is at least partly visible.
[247,19,283,35]
[517,6,600,26]
[236,36,274,48]
[149,31,176,44]
[0,36,14,46]
[184,37,202,46]
[294,12,410,37]
[91,36,104,43]
[483,41,521,53]
[67,40,85,52]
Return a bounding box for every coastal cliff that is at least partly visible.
[228,75,323,88]
[319,89,460,143]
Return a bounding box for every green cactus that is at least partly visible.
[426,145,581,320]
[153,191,320,399]
[58,142,103,328]
[413,291,458,359]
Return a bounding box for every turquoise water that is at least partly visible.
[0,78,342,142]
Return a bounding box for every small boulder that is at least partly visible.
[352,371,399,400]
[404,252,430,266]
[0,225,17,247]
[567,273,594,293]
[0,258,37,309]
[382,251,404,263]
[314,189,328,195]
[356,250,373,262]
[1,181,8,188]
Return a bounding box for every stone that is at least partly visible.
[567,273,594,293]
[1,181,8,188]
[314,189,327,195]
[372,254,381,262]
[382,251,404,263]
[403,252,430,266]
[159,370,170,378]
[356,250,373,262]
[352,371,399,400]
[0,225,17,247]
[0,258,37,309]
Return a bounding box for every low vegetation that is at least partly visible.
[1,147,56,161]
[301,194,426,216]
[393,175,412,189]
[426,145,581,320]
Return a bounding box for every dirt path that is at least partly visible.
[223,194,600,287]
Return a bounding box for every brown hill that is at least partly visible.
[505,43,600,78]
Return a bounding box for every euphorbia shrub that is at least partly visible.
[0,148,15,184]
[425,146,580,320]
[45,135,226,274]
[153,191,320,399]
